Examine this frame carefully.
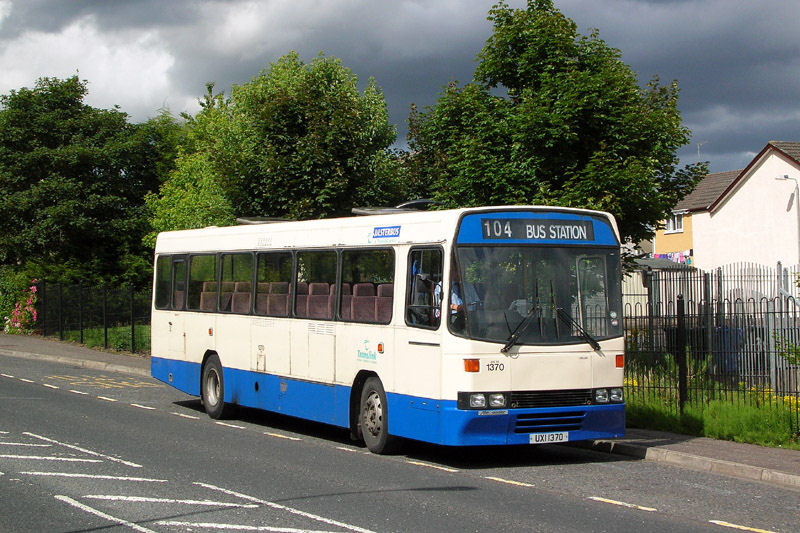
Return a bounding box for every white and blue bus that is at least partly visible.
[151,206,625,453]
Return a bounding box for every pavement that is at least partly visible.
[1,333,799,491]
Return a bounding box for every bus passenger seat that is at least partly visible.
[376,284,394,323]
[307,282,330,319]
[200,291,216,311]
[352,283,376,322]
[232,292,251,314]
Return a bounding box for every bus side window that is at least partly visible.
[154,255,171,309]
[188,254,217,311]
[406,248,442,329]
[220,253,254,314]
[172,258,186,310]
[340,249,394,324]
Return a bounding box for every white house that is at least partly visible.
[654,141,800,270]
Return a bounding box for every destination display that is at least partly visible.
[480,218,595,241]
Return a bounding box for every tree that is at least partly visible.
[408,0,706,245]
[0,76,181,285]
[147,52,404,233]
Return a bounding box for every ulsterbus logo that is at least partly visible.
[372,225,401,238]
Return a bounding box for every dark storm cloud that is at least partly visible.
[0,0,796,173]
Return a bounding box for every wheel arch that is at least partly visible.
[349,370,379,440]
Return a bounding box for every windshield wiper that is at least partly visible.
[501,305,539,353]
[556,307,601,351]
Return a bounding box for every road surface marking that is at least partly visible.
[485,476,535,487]
[156,521,338,532]
[22,472,167,482]
[84,495,259,508]
[97,396,118,402]
[709,520,776,533]
[335,446,359,453]
[55,495,156,533]
[0,454,101,463]
[19,378,33,383]
[24,432,142,468]
[197,482,377,533]
[0,373,14,378]
[405,460,459,473]
[264,432,301,441]
[69,390,88,395]
[171,412,200,420]
[43,383,59,389]
[588,496,656,512]
[130,403,156,410]
[0,442,51,447]
[216,422,246,429]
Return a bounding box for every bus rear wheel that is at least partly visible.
[201,354,228,419]
[360,377,396,454]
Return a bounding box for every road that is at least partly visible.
[0,354,796,533]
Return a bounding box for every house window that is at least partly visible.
[665,213,683,233]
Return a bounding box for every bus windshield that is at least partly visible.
[450,245,622,346]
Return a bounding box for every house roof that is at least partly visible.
[674,141,800,214]
[674,169,741,212]
[708,141,800,212]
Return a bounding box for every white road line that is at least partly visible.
[588,496,657,512]
[264,432,301,441]
[0,373,14,378]
[22,472,167,482]
[216,422,246,429]
[97,396,118,402]
[405,460,459,473]
[19,378,33,383]
[709,520,776,533]
[69,390,88,395]
[55,495,157,533]
[0,454,101,463]
[335,446,359,453]
[485,476,535,488]
[130,403,156,410]
[156,521,337,532]
[43,383,59,389]
[24,432,142,468]
[171,412,200,420]
[196,482,377,533]
[0,442,51,447]
[83,495,258,508]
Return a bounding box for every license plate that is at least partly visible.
[530,431,569,444]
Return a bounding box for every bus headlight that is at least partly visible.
[489,393,507,408]
[595,388,609,403]
[469,393,487,408]
[610,388,624,402]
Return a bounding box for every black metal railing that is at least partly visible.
[37,282,151,353]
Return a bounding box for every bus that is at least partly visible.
[151,205,625,453]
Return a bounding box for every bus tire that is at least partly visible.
[359,377,396,454]
[201,354,228,419]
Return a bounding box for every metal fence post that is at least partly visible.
[57,283,63,341]
[39,280,46,337]
[130,285,136,353]
[677,294,688,414]
[78,283,84,345]
[103,286,108,349]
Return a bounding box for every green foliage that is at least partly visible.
[147,52,404,234]
[626,394,800,450]
[0,77,182,285]
[407,0,707,245]
[144,151,235,246]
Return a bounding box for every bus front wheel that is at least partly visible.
[201,354,228,419]
[360,377,396,454]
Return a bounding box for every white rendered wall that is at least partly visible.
[692,152,800,270]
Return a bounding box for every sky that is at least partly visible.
[0,0,797,174]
